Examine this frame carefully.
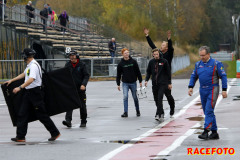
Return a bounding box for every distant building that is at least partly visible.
[219,44,231,52]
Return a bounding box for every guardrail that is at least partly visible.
[171,54,190,74]
[0,54,190,80]
[210,51,234,61]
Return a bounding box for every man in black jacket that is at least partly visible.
[108,38,117,63]
[116,48,142,118]
[25,1,35,24]
[145,48,172,121]
[40,4,48,32]
[144,28,175,116]
[62,50,90,128]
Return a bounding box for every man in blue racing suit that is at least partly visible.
[188,46,227,140]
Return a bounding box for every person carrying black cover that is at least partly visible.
[4,48,60,142]
[62,50,90,128]
[145,48,172,121]
[144,28,175,116]
[116,48,142,118]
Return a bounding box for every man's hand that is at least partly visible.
[144,28,149,36]
[168,84,172,90]
[4,80,12,86]
[144,81,148,87]
[188,88,193,96]
[117,86,121,91]
[167,30,171,40]
[140,82,142,87]
[222,91,227,98]
[13,87,21,94]
[80,85,86,91]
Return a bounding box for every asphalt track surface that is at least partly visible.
[0,79,239,160]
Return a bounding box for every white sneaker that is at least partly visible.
[155,115,160,121]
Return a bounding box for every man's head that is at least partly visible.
[152,48,160,60]
[198,46,210,62]
[121,48,129,60]
[69,50,78,63]
[160,41,168,53]
[21,48,36,62]
[28,1,32,5]
[112,38,115,42]
[44,4,48,8]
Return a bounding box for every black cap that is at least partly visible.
[21,48,36,57]
[69,50,77,56]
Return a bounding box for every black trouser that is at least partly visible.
[16,87,60,138]
[152,84,175,116]
[42,19,47,31]
[27,17,31,24]
[60,22,67,32]
[65,90,87,124]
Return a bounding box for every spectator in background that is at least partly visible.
[50,10,56,27]
[58,10,69,34]
[47,4,52,26]
[25,1,35,24]
[40,4,48,32]
[108,38,117,63]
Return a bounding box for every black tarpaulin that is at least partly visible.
[1,67,82,126]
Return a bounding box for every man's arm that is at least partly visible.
[167,30,174,59]
[188,63,199,96]
[81,63,90,87]
[134,60,142,85]
[116,64,122,86]
[165,60,172,85]
[13,78,34,94]
[216,62,227,98]
[145,61,152,86]
[4,73,25,86]
[144,28,157,49]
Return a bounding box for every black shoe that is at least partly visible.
[11,137,25,142]
[62,121,72,128]
[121,112,128,117]
[170,108,175,116]
[209,132,219,139]
[48,133,61,141]
[136,110,141,117]
[198,131,209,140]
[80,123,86,127]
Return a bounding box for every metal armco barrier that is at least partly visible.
[171,54,190,74]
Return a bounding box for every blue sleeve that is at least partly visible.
[188,62,199,88]
[216,61,227,90]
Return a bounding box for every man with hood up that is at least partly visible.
[116,48,142,118]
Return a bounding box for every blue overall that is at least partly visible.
[189,58,227,131]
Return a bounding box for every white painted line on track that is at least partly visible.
[0,104,6,106]
[99,78,236,160]
[98,95,201,160]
